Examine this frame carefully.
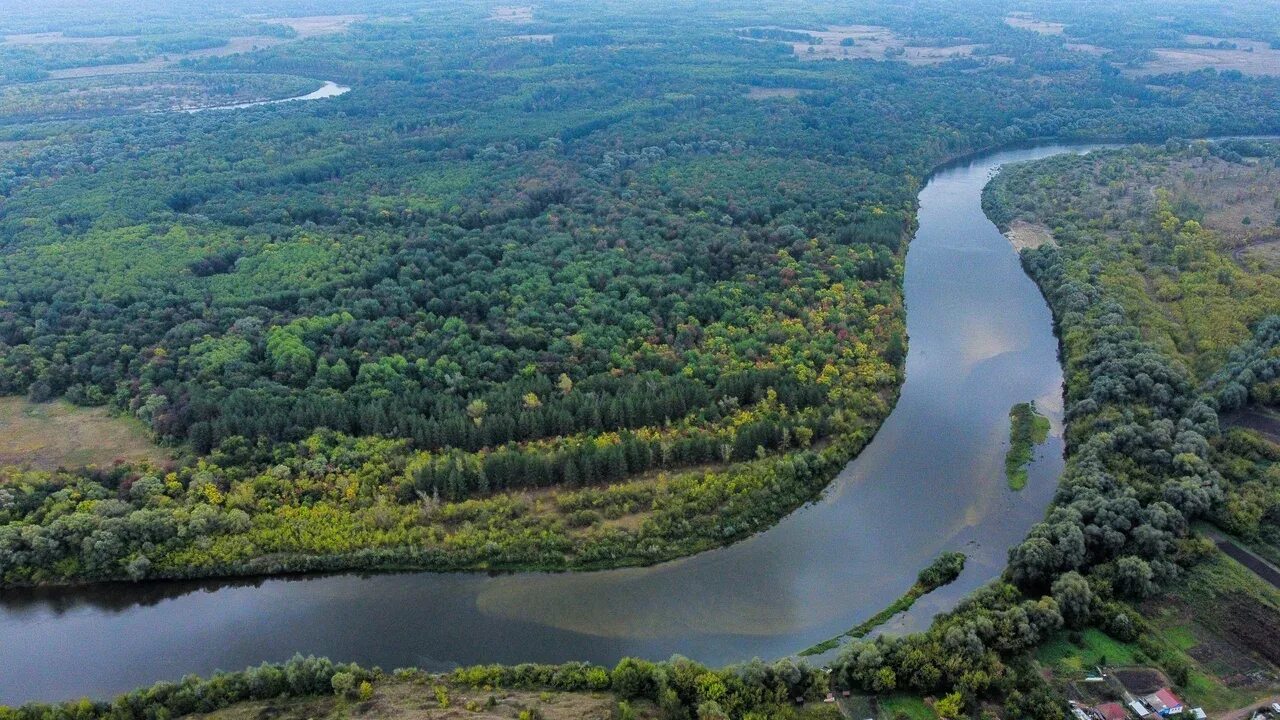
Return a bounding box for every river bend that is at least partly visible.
[0,144,1095,704]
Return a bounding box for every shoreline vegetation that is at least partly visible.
[0,655,834,720]
[798,551,966,656]
[1004,402,1050,490]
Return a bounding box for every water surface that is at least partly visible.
[186,80,350,112]
[0,144,1090,704]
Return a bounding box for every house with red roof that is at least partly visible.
[1142,688,1184,716]
[1094,702,1130,720]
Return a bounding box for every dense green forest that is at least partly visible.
[3,0,1280,588]
[817,139,1280,718]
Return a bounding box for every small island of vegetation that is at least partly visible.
[800,550,966,656]
[1005,402,1050,490]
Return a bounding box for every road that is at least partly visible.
[1202,527,1280,590]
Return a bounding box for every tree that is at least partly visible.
[330,671,356,698]
[1050,571,1094,628]
[466,399,488,427]
[1114,556,1156,598]
[935,692,965,719]
[611,658,660,701]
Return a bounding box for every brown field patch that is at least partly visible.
[42,15,360,80]
[739,24,990,65]
[505,33,553,43]
[1066,43,1108,56]
[1129,35,1280,77]
[2,32,138,45]
[0,397,168,470]
[1083,150,1280,254]
[191,678,638,720]
[1113,668,1166,695]
[489,6,534,23]
[1239,239,1280,270]
[1004,219,1057,251]
[746,86,804,99]
[1004,13,1066,36]
[260,15,363,38]
[47,35,292,79]
[1223,407,1280,444]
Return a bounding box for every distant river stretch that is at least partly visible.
[186,80,350,112]
[0,144,1104,704]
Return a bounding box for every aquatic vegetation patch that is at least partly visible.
[1005,402,1050,490]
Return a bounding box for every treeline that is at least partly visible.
[182,367,829,456]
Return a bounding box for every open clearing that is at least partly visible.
[39,14,359,79]
[489,6,534,23]
[261,15,363,37]
[1004,13,1066,35]
[746,86,805,99]
[1039,547,1280,713]
[505,33,553,43]
[738,25,990,64]
[1066,42,1109,55]
[0,397,167,470]
[192,679,646,720]
[1004,219,1056,251]
[1223,407,1280,444]
[2,32,139,45]
[1131,35,1280,77]
[1067,150,1280,260]
[1238,240,1280,269]
[47,36,290,79]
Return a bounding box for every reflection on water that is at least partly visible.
[0,144,1096,705]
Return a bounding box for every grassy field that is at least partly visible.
[0,397,168,470]
[877,695,937,720]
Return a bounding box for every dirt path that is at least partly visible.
[1214,693,1280,720]
[1203,527,1280,589]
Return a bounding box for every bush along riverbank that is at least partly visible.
[799,551,966,656]
[0,654,834,720]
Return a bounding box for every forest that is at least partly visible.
[2,0,1280,717]
[4,0,1280,586]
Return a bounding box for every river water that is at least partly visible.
[0,144,1095,704]
[186,80,350,112]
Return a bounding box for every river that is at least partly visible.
[0,143,1097,704]
[185,80,350,112]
